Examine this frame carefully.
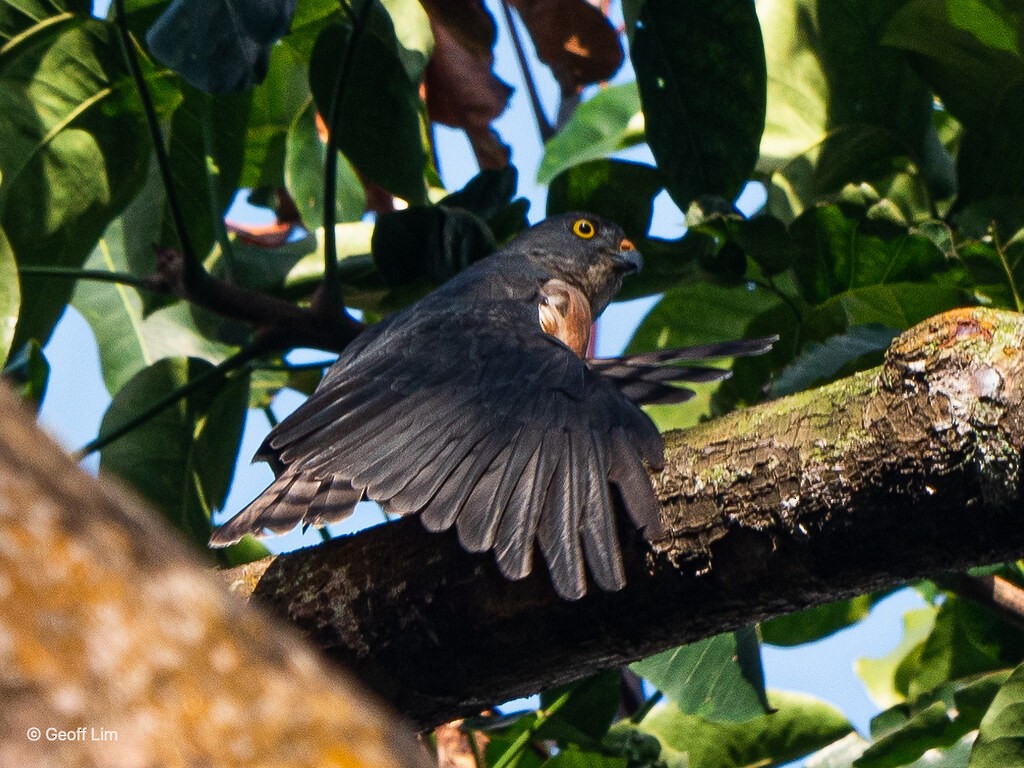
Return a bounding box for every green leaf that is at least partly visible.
[0,14,151,349]
[809,283,969,338]
[98,357,250,551]
[803,732,871,768]
[309,13,428,205]
[770,326,899,397]
[146,0,296,94]
[761,593,883,647]
[631,629,770,723]
[240,43,310,188]
[633,690,853,768]
[138,84,250,298]
[72,217,239,395]
[856,606,938,709]
[0,0,91,38]
[970,661,1024,768]
[285,98,366,226]
[631,0,766,209]
[856,671,1009,768]
[2,340,49,404]
[0,225,17,363]
[379,0,433,82]
[537,83,644,184]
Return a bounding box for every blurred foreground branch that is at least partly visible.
[0,386,426,767]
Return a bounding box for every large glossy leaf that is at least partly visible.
[0,0,90,39]
[632,690,852,768]
[808,283,969,339]
[537,83,644,184]
[146,0,297,94]
[72,216,238,395]
[538,670,622,746]
[98,357,251,551]
[632,629,770,723]
[631,0,766,209]
[0,14,151,350]
[285,98,366,227]
[900,597,1024,700]
[970,661,1024,768]
[309,11,428,205]
[0,226,16,363]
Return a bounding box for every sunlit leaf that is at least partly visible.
[857,607,938,709]
[2,340,49,405]
[538,84,644,184]
[0,226,17,363]
[0,12,151,350]
[72,217,239,395]
[285,98,366,226]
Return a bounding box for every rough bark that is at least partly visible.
[228,307,1024,728]
[0,387,428,767]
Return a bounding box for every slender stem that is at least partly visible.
[252,360,334,372]
[491,690,572,768]
[77,343,264,458]
[320,0,374,315]
[629,691,662,724]
[263,405,279,429]
[17,265,151,289]
[318,527,333,542]
[112,0,203,285]
[991,225,1024,313]
[500,0,553,141]
[953,573,1024,632]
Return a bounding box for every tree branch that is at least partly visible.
[225,307,1024,728]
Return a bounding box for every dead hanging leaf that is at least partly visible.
[434,720,488,768]
[421,0,512,169]
[508,0,623,96]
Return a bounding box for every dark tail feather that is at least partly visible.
[209,473,359,547]
[592,337,777,405]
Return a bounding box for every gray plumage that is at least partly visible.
[211,213,773,599]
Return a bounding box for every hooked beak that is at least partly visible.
[612,238,643,274]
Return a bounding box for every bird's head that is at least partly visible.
[516,213,643,317]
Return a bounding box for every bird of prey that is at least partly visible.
[211,213,773,599]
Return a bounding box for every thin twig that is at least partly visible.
[112,0,203,287]
[491,690,571,768]
[500,0,553,141]
[17,265,152,289]
[77,343,264,458]
[319,0,375,317]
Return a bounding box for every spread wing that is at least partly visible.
[210,300,664,600]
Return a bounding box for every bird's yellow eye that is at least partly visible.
[572,219,596,239]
